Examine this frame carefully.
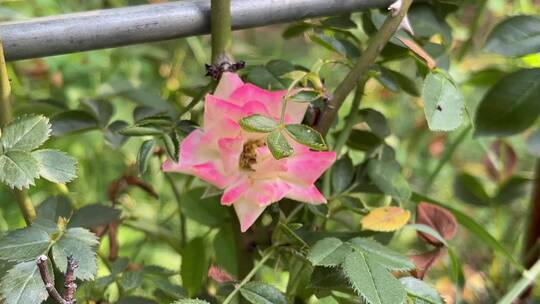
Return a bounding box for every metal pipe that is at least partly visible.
[0,0,391,61]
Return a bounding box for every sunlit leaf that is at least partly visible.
[0,115,50,151]
[422,70,464,131]
[33,149,77,184]
[361,207,411,232]
[0,151,40,189]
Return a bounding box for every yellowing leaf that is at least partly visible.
[361,207,411,232]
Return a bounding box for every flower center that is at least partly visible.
[239,139,266,171]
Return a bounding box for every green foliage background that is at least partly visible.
[0,0,539,303]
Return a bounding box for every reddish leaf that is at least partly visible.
[107,175,159,203]
[125,175,159,199]
[416,202,457,246]
[483,139,517,182]
[410,248,445,279]
[428,134,447,158]
[208,265,234,283]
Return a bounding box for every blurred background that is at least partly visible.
[0,0,540,303]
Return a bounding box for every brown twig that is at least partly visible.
[63,256,79,303]
[36,255,80,304]
[36,255,68,304]
[314,0,413,136]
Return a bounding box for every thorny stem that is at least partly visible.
[165,173,189,249]
[314,0,413,136]
[37,255,79,304]
[321,85,364,196]
[0,37,36,225]
[457,0,488,60]
[222,247,276,304]
[211,0,232,64]
[63,256,80,303]
[210,0,253,289]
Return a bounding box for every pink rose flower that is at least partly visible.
[163,72,336,232]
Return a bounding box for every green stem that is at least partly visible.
[322,85,364,197]
[165,173,188,249]
[456,0,487,60]
[497,258,540,304]
[521,161,540,302]
[314,0,413,136]
[222,248,276,304]
[0,38,36,225]
[211,0,232,64]
[229,208,253,278]
[423,125,472,191]
[333,85,364,155]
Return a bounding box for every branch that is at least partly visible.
[314,0,414,136]
[63,256,79,303]
[0,37,36,225]
[36,256,68,304]
[37,255,80,304]
[222,247,276,304]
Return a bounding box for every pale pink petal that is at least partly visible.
[221,178,250,206]
[204,95,243,128]
[230,84,283,110]
[203,118,242,143]
[192,162,230,188]
[241,101,272,118]
[162,129,205,173]
[233,199,267,232]
[244,179,292,207]
[218,136,243,173]
[284,101,309,124]
[286,184,327,204]
[214,72,244,100]
[283,151,337,185]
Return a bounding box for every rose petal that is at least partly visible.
[222,178,250,206]
[218,136,243,173]
[284,101,309,124]
[192,162,231,188]
[162,129,205,173]
[204,95,243,129]
[233,199,267,232]
[214,72,244,100]
[245,179,292,206]
[241,101,273,118]
[283,151,337,185]
[286,184,327,204]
